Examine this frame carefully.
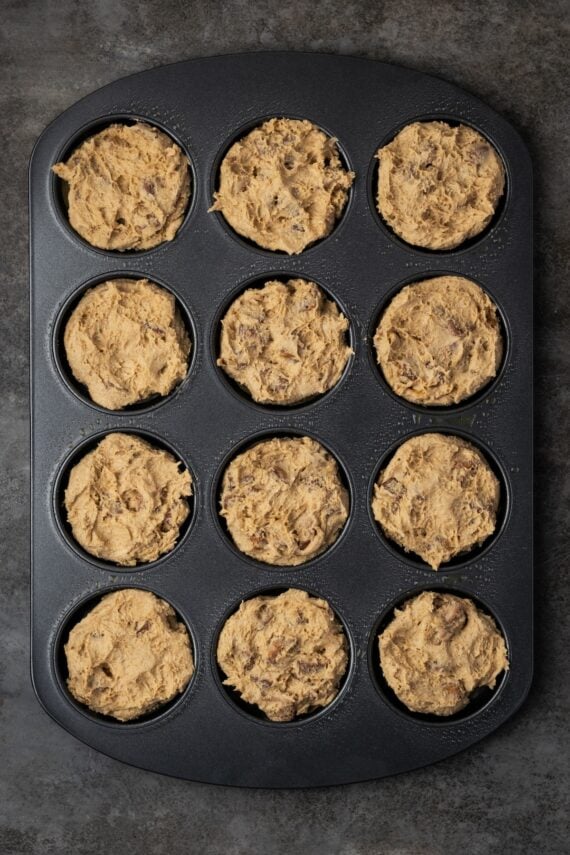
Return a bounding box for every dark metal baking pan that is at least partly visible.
[30,52,532,787]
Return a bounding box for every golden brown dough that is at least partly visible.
[217,588,348,721]
[379,591,508,715]
[52,122,190,251]
[376,121,505,250]
[371,433,499,569]
[218,279,351,404]
[64,433,191,566]
[65,589,194,721]
[210,118,354,253]
[374,276,503,405]
[64,278,191,410]
[220,436,349,566]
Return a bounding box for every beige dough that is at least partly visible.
[210,118,354,254]
[218,278,352,405]
[220,436,349,566]
[376,121,505,249]
[52,122,190,251]
[371,433,499,569]
[64,278,191,410]
[379,591,508,715]
[374,276,503,406]
[217,588,348,721]
[65,589,194,721]
[64,433,191,566]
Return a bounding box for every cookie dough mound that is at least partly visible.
[218,279,351,404]
[65,589,194,721]
[374,276,503,406]
[64,278,191,410]
[376,121,505,250]
[210,118,354,254]
[64,433,191,566]
[217,588,348,721]
[371,433,499,569]
[52,122,190,251]
[220,436,349,566]
[379,591,508,715]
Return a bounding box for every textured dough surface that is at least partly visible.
[64,278,191,410]
[64,433,191,566]
[53,122,190,251]
[380,591,508,715]
[374,276,503,405]
[372,433,499,569]
[377,121,505,249]
[217,588,348,721]
[210,118,354,253]
[218,279,351,404]
[220,436,349,566]
[65,589,194,721]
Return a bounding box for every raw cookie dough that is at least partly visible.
[218,278,351,405]
[220,436,349,566]
[64,432,191,566]
[52,122,190,251]
[217,588,348,721]
[65,588,194,721]
[374,276,503,406]
[371,433,499,569]
[376,121,505,250]
[64,278,191,410]
[210,118,354,254]
[379,591,508,715]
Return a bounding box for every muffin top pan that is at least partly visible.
[30,53,533,787]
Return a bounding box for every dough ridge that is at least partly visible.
[210,117,354,253]
[64,432,192,566]
[372,432,499,569]
[53,122,190,251]
[376,121,505,250]
[218,278,351,404]
[380,590,508,715]
[217,588,348,721]
[65,588,194,721]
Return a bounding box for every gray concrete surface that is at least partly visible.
[1,1,568,853]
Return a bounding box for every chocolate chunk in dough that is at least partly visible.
[218,278,351,405]
[377,121,504,250]
[220,436,349,566]
[65,589,194,721]
[374,276,503,406]
[53,122,190,250]
[64,278,191,410]
[210,118,354,253]
[371,433,499,569]
[64,432,191,566]
[379,591,508,715]
[217,588,348,721]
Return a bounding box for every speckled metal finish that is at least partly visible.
[30,53,532,787]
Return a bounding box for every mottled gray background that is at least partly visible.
[1,1,568,853]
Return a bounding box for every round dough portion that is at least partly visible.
[64,278,191,410]
[376,121,505,250]
[374,276,503,406]
[218,279,351,405]
[220,436,349,566]
[64,433,192,566]
[52,122,190,251]
[65,588,194,721]
[217,588,348,721]
[210,118,354,254]
[379,591,508,715]
[371,433,499,569]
